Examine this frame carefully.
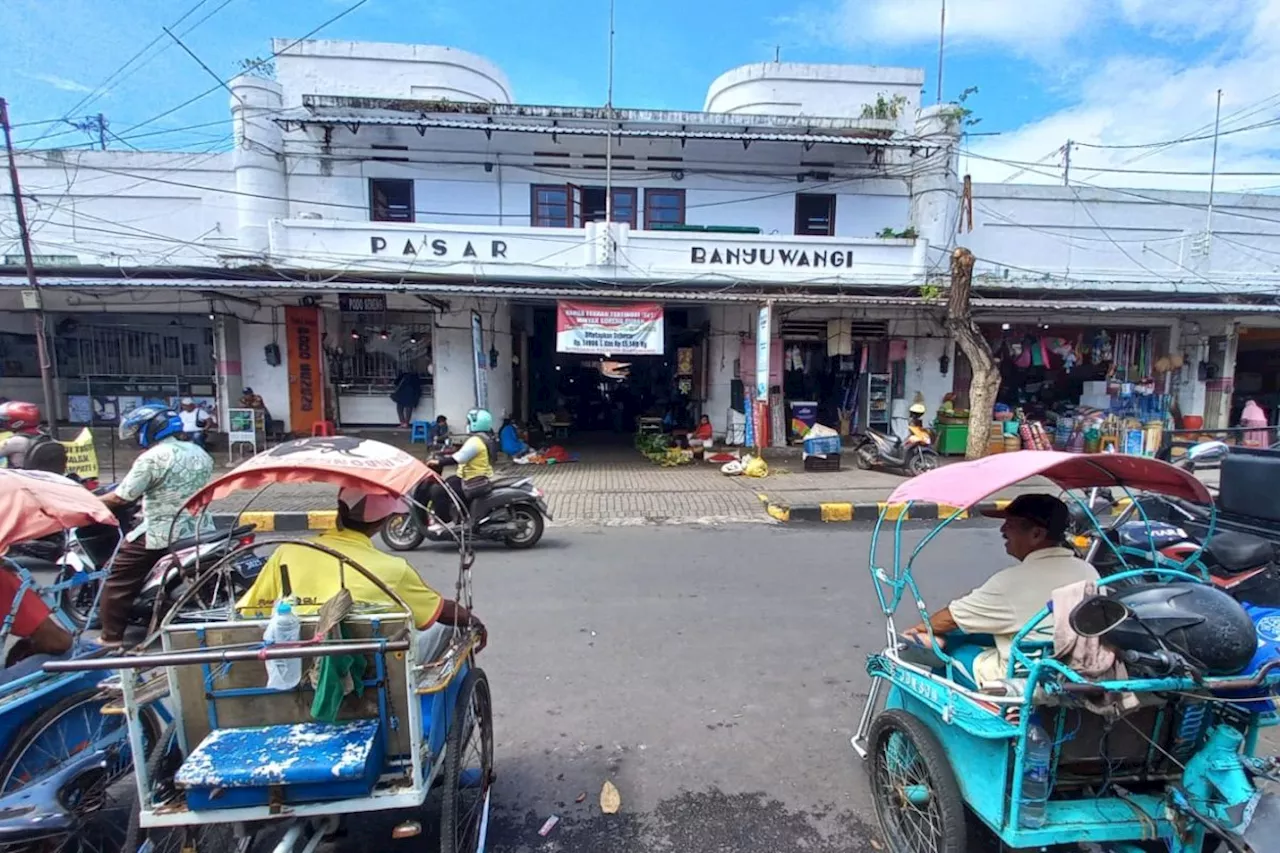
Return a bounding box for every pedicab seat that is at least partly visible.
[175,718,385,811]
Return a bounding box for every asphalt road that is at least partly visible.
[365,521,1009,853]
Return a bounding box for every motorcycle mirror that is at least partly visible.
[1069,595,1132,639]
[1185,440,1229,464]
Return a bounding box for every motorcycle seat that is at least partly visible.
[167,524,257,553]
[1206,532,1274,575]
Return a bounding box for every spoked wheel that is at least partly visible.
[868,710,967,853]
[440,668,494,853]
[0,690,161,853]
[502,506,544,550]
[381,513,425,552]
[124,723,245,853]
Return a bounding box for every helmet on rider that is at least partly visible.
[466,408,493,433]
[118,403,184,449]
[908,402,927,416]
[0,401,43,434]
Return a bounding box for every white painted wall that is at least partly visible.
[704,304,754,435]
[429,298,512,430]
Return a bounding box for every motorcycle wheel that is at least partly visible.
[854,443,877,470]
[503,506,545,550]
[58,564,101,632]
[381,513,425,551]
[907,449,939,477]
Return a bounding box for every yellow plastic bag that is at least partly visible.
[743,456,768,478]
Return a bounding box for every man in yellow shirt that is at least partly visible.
[237,487,486,652]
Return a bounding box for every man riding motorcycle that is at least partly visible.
[97,404,214,647]
[0,401,67,475]
[427,408,496,535]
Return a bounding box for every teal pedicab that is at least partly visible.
[47,437,492,853]
[853,451,1280,853]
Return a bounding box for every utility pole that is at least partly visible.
[935,0,946,104]
[603,0,616,231]
[1207,89,1223,241]
[1063,140,1071,186]
[96,113,106,151]
[1,98,60,437]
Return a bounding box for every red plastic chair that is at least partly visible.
[311,420,336,437]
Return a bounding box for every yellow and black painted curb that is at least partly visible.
[212,510,338,533]
[758,495,1132,524]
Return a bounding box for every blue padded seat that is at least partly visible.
[176,719,383,811]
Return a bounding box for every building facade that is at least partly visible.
[4,39,1280,442]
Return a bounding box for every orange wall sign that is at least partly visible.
[285,305,322,433]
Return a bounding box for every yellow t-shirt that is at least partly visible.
[456,435,494,481]
[235,528,444,628]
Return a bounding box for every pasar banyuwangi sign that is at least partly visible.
[689,246,864,268]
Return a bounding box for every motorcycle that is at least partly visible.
[851,416,939,476]
[381,463,552,552]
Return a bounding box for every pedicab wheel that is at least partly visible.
[0,689,162,853]
[868,710,967,853]
[381,513,425,552]
[440,668,494,853]
[502,506,544,550]
[124,723,243,853]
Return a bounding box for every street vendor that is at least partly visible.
[236,486,486,656]
[903,493,1098,688]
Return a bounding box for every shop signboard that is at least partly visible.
[472,310,489,411]
[285,305,323,434]
[755,304,772,401]
[338,293,387,314]
[555,301,664,355]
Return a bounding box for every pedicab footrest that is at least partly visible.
[175,719,385,811]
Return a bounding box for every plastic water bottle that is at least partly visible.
[1019,713,1053,828]
[262,600,301,690]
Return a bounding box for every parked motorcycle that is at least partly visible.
[381,468,552,551]
[851,405,939,476]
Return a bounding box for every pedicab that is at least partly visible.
[852,451,1280,853]
[46,437,493,853]
[0,468,165,852]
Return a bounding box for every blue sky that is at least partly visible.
[4,0,1280,190]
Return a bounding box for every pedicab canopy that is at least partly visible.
[0,468,118,552]
[182,436,435,512]
[887,450,1212,511]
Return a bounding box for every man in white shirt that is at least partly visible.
[178,398,212,449]
[904,494,1099,688]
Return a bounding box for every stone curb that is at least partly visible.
[757,495,1013,524]
[212,510,337,533]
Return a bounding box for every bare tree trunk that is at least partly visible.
[945,247,999,459]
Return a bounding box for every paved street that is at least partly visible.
[355,521,1007,852]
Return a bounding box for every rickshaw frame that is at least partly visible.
[46,437,492,853]
[850,451,1280,852]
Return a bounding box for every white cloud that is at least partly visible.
[24,72,95,94]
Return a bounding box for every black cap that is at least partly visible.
[984,494,1070,540]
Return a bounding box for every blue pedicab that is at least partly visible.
[47,438,492,853]
[0,468,166,853]
[852,451,1280,853]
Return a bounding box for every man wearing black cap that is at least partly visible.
[904,493,1098,688]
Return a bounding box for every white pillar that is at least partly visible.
[908,104,962,278]
[230,75,287,255]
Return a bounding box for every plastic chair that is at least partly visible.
[311,420,336,437]
[409,421,431,444]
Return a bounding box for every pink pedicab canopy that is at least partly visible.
[0,468,118,552]
[887,450,1212,511]
[183,436,435,512]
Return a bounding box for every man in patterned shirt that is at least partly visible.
[98,404,214,646]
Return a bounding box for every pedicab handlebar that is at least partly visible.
[42,632,412,672]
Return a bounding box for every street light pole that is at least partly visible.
[1,97,60,438]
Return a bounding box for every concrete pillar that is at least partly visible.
[212,313,244,432]
[908,104,962,277]
[230,75,287,255]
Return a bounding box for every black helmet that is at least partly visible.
[1105,583,1257,676]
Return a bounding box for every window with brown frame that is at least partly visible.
[794,193,836,236]
[644,188,686,229]
[530,184,637,227]
[369,178,414,222]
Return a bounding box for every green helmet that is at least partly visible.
[466,408,493,433]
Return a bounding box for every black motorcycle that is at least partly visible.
[380,468,552,552]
